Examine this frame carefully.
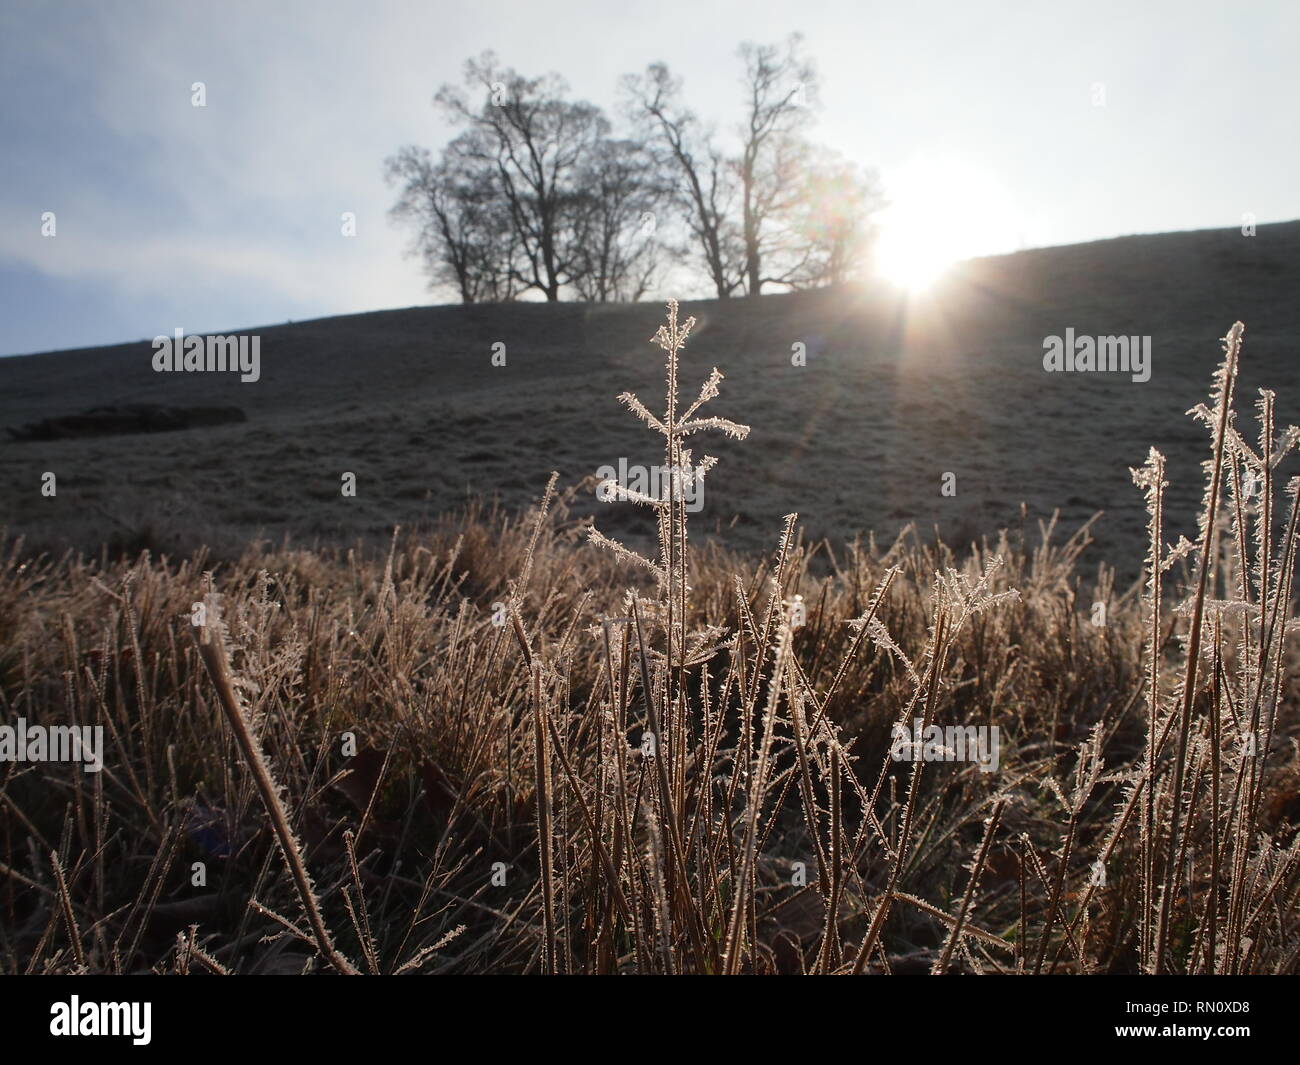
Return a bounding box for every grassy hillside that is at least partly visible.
[3,221,1299,572]
[3,298,1299,974]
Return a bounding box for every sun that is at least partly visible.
[875,224,956,291]
[874,158,1023,292]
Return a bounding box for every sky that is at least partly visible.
[0,0,1296,356]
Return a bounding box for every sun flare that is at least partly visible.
[875,226,956,291]
[874,158,1024,292]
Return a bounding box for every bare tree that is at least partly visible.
[571,138,667,302]
[806,157,884,286]
[435,52,609,301]
[624,63,744,299]
[775,149,885,288]
[736,35,817,295]
[389,42,881,305]
[384,144,521,303]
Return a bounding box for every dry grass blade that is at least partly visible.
[191,598,359,976]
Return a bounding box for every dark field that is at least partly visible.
[4,222,1299,575]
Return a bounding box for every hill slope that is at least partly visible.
[3,221,1300,571]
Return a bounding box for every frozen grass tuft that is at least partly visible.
[1,313,1298,973]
